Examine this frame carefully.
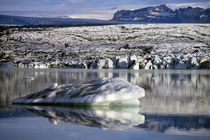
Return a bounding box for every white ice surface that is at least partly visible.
[12,78,145,106]
[1,24,209,70]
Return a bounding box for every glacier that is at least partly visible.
[12,78,145,106]
[1,24,209,69]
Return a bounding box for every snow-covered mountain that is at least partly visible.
[112,5,210,23]
[113,5,175,22]
[0,5,210,25]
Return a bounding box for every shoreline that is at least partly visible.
[0,54,209,70]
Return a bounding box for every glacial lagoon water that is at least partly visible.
[0,68,210,140]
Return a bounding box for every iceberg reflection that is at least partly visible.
[12,105,210,135]
[13,105,145,130]
[137,114,210,136]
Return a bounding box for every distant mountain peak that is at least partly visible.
[159,4,167,8]
[112,5,175,22]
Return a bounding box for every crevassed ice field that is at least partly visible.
[0,24,210,69]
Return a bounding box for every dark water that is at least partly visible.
[0,68,210,140]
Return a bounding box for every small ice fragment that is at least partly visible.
[23,77,34,80]
[48,83,58,90]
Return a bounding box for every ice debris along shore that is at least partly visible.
[1,24,210,69]
[12,78,145,106]
[14,105,144,130]
[23,55,209,70]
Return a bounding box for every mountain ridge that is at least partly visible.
[112,4,210,23]
[0,5,210,25]
[0,14,116,26]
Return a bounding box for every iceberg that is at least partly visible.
[12,78,145,106]
[13,105,145,130]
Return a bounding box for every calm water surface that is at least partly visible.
[0,68,210,140]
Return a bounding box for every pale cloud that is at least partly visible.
[0,0,210,19]
[68,8,117,20]
[68,2,210,20]
[167,2,210,10]
[69,14,109,20]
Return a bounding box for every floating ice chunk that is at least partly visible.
[97,58,115,69]
[23,77,34,80]
[117,57,129,69]
[12,78,145,106]
[145,60,153,69]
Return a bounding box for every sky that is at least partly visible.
[0,0,210,20]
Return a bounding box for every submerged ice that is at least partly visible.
[12,78,145,106]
